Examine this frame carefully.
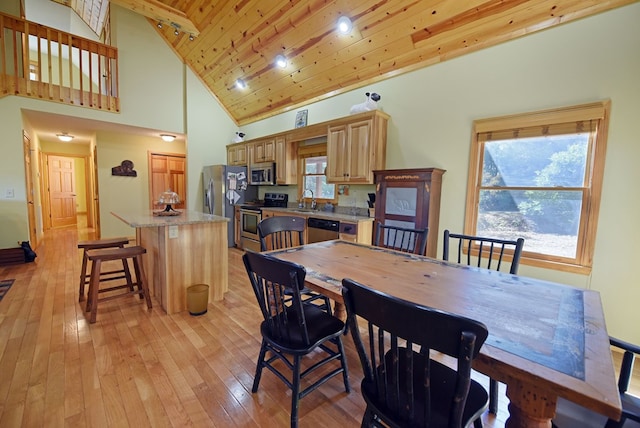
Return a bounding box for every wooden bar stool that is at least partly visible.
[78,237,132,302]
[85,246,152,323]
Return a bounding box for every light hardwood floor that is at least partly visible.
[0,224,511,427]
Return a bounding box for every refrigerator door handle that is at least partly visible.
[205,178,214,214]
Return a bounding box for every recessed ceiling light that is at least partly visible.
[337,16,353,34]
[236,79,246,89]
[160,134,176,142]
[57,133,74,142]
[275,54,287,68]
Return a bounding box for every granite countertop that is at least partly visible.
[112,210,229,228]
[260,207,374,223]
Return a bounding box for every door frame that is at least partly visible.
[23,132,38,248]
[42,152,91,230]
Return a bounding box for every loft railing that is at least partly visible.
[0,12,119,112]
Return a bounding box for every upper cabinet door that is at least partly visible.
[326,111,388,184]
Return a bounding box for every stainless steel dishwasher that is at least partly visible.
[307,217,340,243]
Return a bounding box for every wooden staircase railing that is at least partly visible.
[0,12,119,112]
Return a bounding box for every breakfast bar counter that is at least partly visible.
[112,210,229,314]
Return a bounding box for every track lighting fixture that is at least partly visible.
[189,34,194,41]
[337,16,353,34]
[157,22,163,29]
[275,54,287,68]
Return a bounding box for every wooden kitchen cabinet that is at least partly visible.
[227,143,247,166]
[275,136,297,185]
[249,139,275,164]
[374,168,445,258]
[326,110,389,184]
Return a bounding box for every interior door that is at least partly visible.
[23,133,37,247]
[48,155,77,228]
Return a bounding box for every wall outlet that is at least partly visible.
[5,188,14,198]
[169,225,178,239]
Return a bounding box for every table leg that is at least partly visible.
[505,380,557,428]
[333,301,347,321]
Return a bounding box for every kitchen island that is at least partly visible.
[112,210,229,314]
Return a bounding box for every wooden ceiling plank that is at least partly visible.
[200,0,381,93]
[177,0,282,59]
[225,0,630,121]
[209,0,492,97]
[127,0,635,123]
[182,0,318,79]
[110,0,200,35]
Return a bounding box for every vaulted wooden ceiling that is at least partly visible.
[56,0,636,125]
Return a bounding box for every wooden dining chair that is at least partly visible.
[258,215,330,310]
[442,229,525,415]
[243,251,350,428]
[342,277,489,428]
[258,215,305,251]
[373,222,429,255]
[553,337,640,428]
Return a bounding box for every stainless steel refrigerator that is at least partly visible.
[203,165,258,247]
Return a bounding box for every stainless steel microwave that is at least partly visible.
[249,162,275,185]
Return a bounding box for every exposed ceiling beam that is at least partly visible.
[110,0,199,36]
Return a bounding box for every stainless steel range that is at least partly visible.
[239,193,288,252]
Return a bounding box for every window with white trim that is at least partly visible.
[298,144,336,202]
[464,101,610,274]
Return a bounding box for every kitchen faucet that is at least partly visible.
[302,188,316,210]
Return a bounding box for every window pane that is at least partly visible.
[482,135,589,188]
[478,189,582,258]
[305,156,326,174]
[303,176,335,199]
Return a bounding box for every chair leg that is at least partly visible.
[336,336,351,393]
[290,355,302,428]
[474,416,484,428]
[88,259,102,323]
[489,378,499,414]
[79,250,88,302]
[122,256,134,294]
[252,341,268,393]
[134,255,152,308]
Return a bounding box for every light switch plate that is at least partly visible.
[169,225,178,239]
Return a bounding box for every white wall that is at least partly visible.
[96,132,185,237]
[241,4,640,343]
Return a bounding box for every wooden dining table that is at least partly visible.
[268,239,621,428]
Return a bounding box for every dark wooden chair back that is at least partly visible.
[342,278,489,428]
[443,230,525,274]
[258,215,305,251]
[374,222,429,255]
[243,251,310,343]
[243,251,350,427]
